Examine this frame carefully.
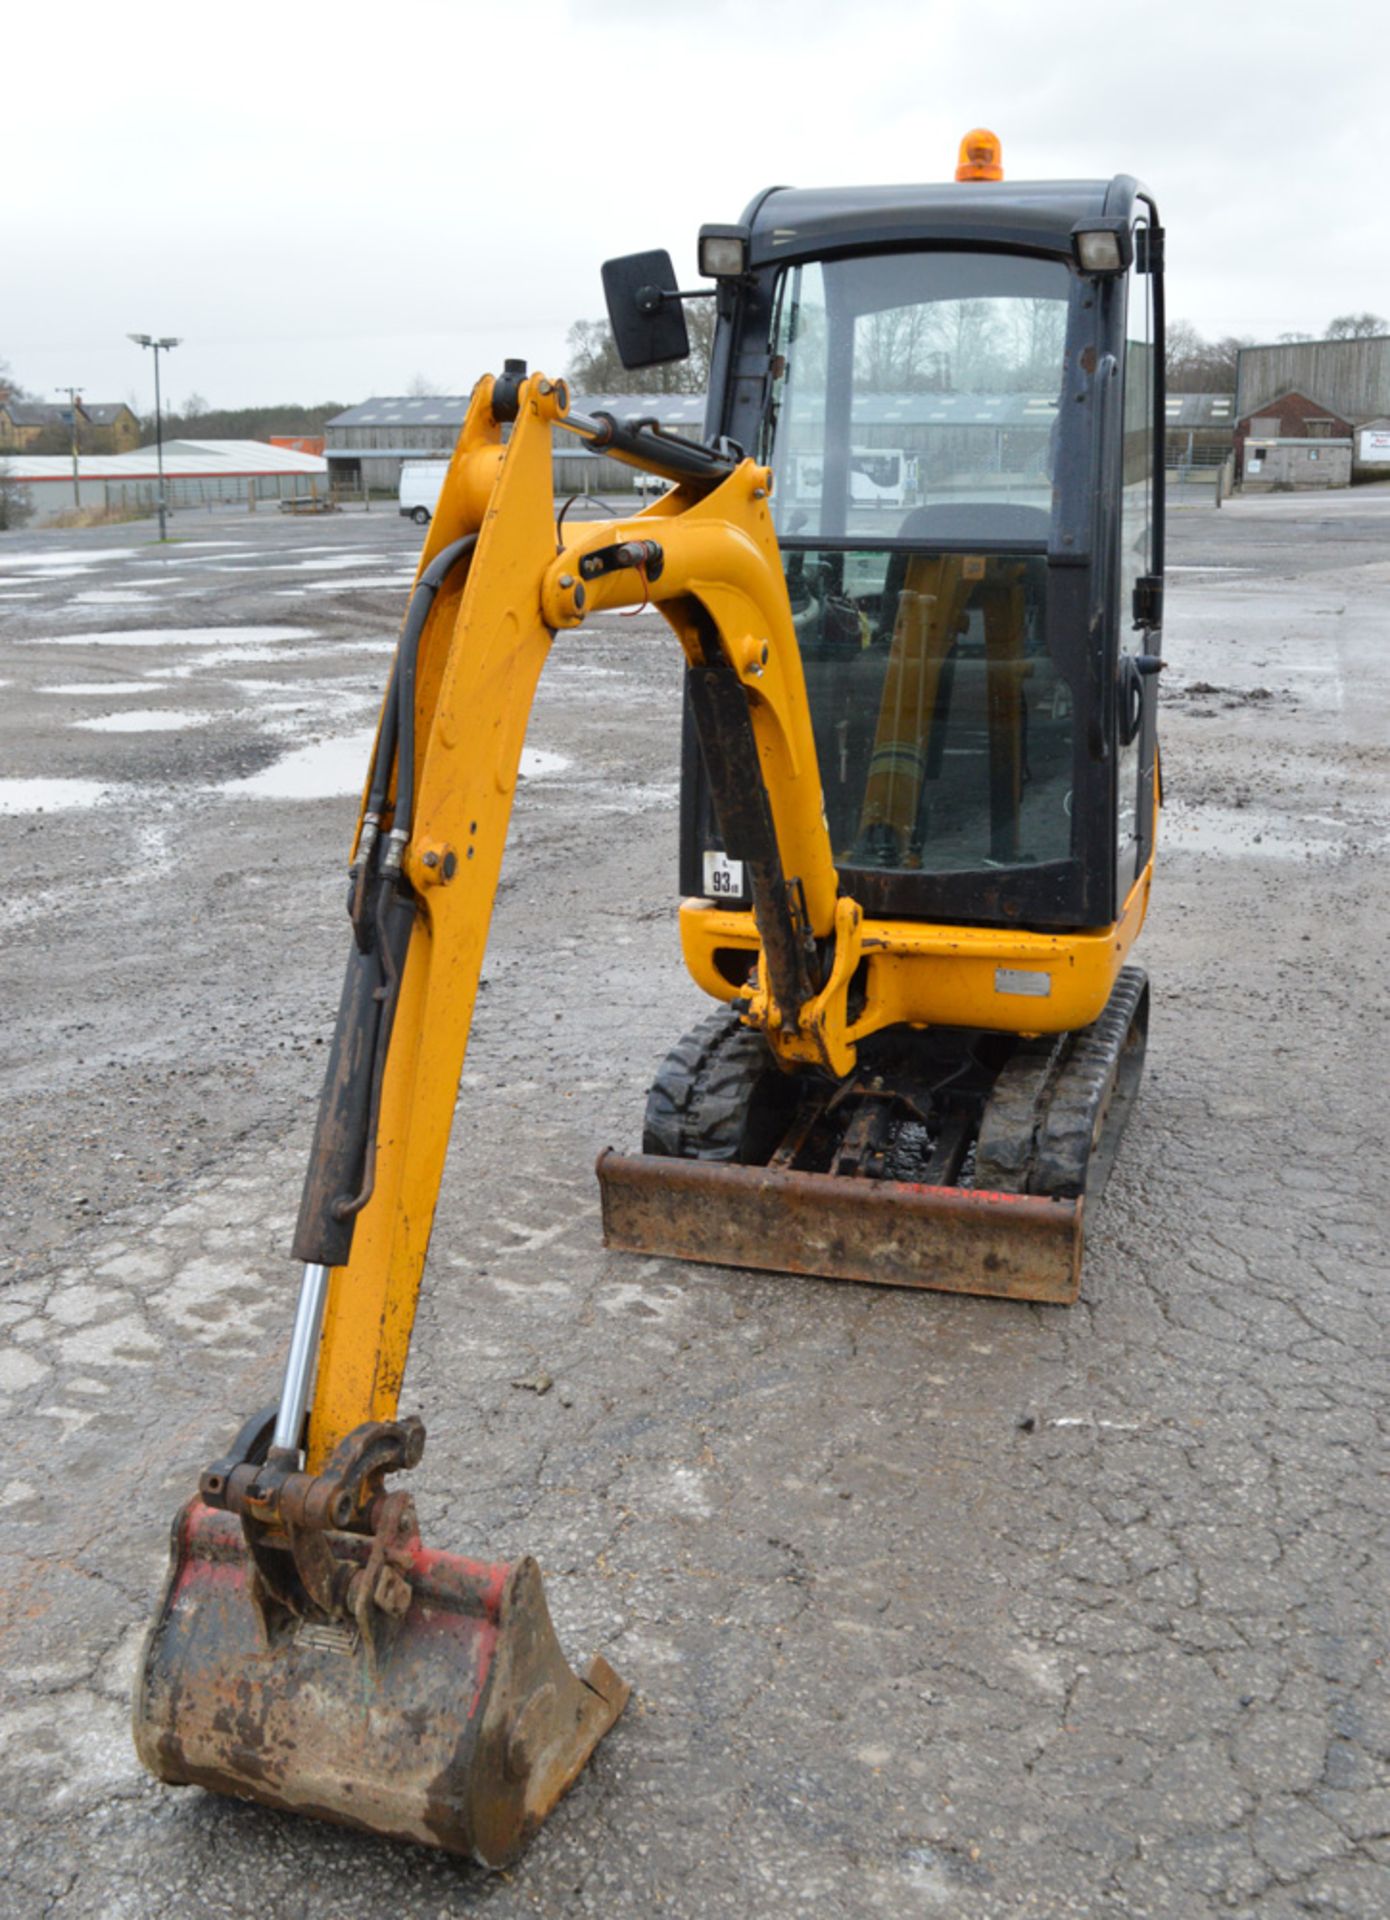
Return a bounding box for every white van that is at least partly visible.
[398,460,449,525]
[792,448,907,510]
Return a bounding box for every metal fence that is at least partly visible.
[104,473,325,512]
[1165,454,1234,510]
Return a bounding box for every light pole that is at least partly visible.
[56,386,86,508]
[128,333,181,540]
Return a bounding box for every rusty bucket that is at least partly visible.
[133,1500,629,1867]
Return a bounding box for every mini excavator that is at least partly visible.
[134,134,1165,1863]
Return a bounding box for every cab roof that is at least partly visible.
[742,177,1144,266]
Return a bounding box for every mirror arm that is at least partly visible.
[636,284,719,315]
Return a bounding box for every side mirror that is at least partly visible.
[601,250,690,370]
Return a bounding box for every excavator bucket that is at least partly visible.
[133,1499,629,1867]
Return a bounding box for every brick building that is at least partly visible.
[1234,389,1353,486]
[1235,335,1390,488]
[0,400,140,454]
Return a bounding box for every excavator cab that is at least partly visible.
[598,159,1165,1300]
[685,179,1163,929]
[133,140,1164,1866]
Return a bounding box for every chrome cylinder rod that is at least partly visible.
[272,1262,331,1455]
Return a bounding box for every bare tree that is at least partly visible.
[855,304,937,391]
[0,459,34,530]
[1165,319,1249,392]
[564,320,625,393]
[1325,312,1388,340]
[406,372,443,397]
[1164,319,1203,381]
[565,302,714,397]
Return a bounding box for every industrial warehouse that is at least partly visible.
[2,438,329,525]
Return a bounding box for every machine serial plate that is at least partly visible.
[995,968,1052,997]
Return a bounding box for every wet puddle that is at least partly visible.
[207,554,393,575]
[0,548,140,572]
[1162,799,1346,861]
[0,570,88,584]
[519,749,569,778]
[225,734,570,801]
[28,625,315,649]
[0,779,114,816]
[145,639,392,677]
[72,709,212,734]
[69,590,158,608]
[39,682,153,696]
[274,575,414,595]
[223,730,378,800]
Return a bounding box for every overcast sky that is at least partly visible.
[7,0,1388,412]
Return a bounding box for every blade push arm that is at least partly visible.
[299,373,843,1466]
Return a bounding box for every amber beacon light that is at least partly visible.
[956,128,1004,181]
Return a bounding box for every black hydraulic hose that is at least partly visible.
[290,877,415,1265]
[364,661,400,823]
[329,877,413,1225]
[390,533,476,845]
[359,532,476,831]
[293,532,478,1265]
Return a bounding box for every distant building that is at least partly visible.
[325,396,485,494]
[1354,417,1390,478]
[1239,439,1352,492]
[1,440,328,526]
[0,400,140,453]
[325,389,1090,500]
[1164,393,1235,471]
[1237,335,1390,428]
[1235,389,1354,487]
[1236,337,1390,487]
[324,393,710,495]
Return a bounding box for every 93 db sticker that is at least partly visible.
[703,850,745,899]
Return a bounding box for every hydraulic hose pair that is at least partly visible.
[275,534,476,1457]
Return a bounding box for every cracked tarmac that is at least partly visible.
[1,490,1387,1918]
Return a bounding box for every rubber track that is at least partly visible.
[642,1011,774,1161]
[972,1036,1065,1193]
[1030,966,1149,1200]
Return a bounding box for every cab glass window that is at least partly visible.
[761,251,1073,543]
[785,549,1071,873]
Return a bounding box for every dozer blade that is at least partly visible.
[597,1151,1082,1304]
[133,1500,629,1868]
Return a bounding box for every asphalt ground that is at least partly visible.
[0,486,1387,1918]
